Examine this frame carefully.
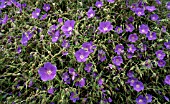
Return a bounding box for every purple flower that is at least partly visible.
[61,20,75,32]
[115,26,123,34]
[146,32,157,40]
[127,71,134,78]
[150,14,159,21]
[98,50,106,62]
[82,42,95,53]
[32,8,41,19]
[48,87,54,94]
[58,18,63,23]
[164,41,170,49]
[51,30,60,43]
[61,40,70,49]
[164,96,169,102]
[161,26,166,33]
[79,78,86,87]
[70,92,79,103]
[112,56,123,66]
[135,8,145,16]
[107,0,115,3]
[0,1,6,9]
[140,44,147,52]
[21,33,28,46]
[139,24,149,34]
[127,44,136,53]
[43,3,50,12]
[155,50,166,60]
[130,3,138,11]
[69,68,78,80]
[157,60,166,67]
[128,16,134,22]
[145,94,152,103]
[2,14,8,24]
[127,53,134,59]
[48,25,57,36]
[98,21,113,33]
[95,1,103,8]
[126,24,134,32]
[16,46,21,54]
[155,0,161,5]
[115,44,124,55]
[98,78,103,86]
[128,33,138,42]
[133,81,144,92]
[127,77,138,86]
[136,95,147,104]
[84,63,93,72]
[145,6,156,12]
[38,62,57,81]
[167,13,170,18]
[40,13,48,20]
[75,49,89,62]
[166,2,170,10]
[164,75,170,85]
[87,7,95,18]
[62,72,70,82]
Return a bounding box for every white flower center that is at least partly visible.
[36,13,39,16]
[98,4,101,7]
[68,27,72,31]
[141,29,145,33]
[90,13,94,17]
[47,70,52,75]
[138,12,141,15]
[139,99,143,103]
[80,55,84,59]
[104,27,108,31]
[136,84,140,88]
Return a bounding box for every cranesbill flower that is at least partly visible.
[133,81,144,92]
[62,72,70,82]
[2,14,8,24]
[75,49,89,62]
[150,14,159,21]
[136,95,147,104]
[40,13,48,20]
[70,92,79,103]
[115,44,124,55]
[145,94,152,103]
[98,78,103,86]
[128,33,138,42]
[135,8,145,16]
[166,2,170,10]
[48,87,54,94]
[130,3,138,12]
[161,26,166,33]
[61,20,75,32]
[43,3,50,12]
[38,62,57,81]
[164,96,169,102]
[139,24,149,34]
[127,71,134,78]
[155,0,161,5]
[69,68,78,80]
[98,50,106,62]
[98,21,113,33]
[127,44,136,53]
[146,32,157,40]
[32,8,41,19]
[51,30,60,43]
[79,78,86,87]
[95,1,103,8]
[115,26,123,34]
[0,1,6,9]
[82,42,94,53]
[157,60,166,67]
[164,75,170,85]
[112,56,123,66]
[127,77,138,86]
[164,41,170,49]
[21,33,28,46]
[84,63,93,72]
[127,53,134,59]
[167,13,170,18]
[87,7,95,18]
[48,25,57,36]
[107,0,115,3]
[145,6,156,12]
[128,16,134,22]
[155,50,166,60]
[58,18,63,23]
[61,40,70,49]
[126,24,134,32]
[16,46,21,54]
